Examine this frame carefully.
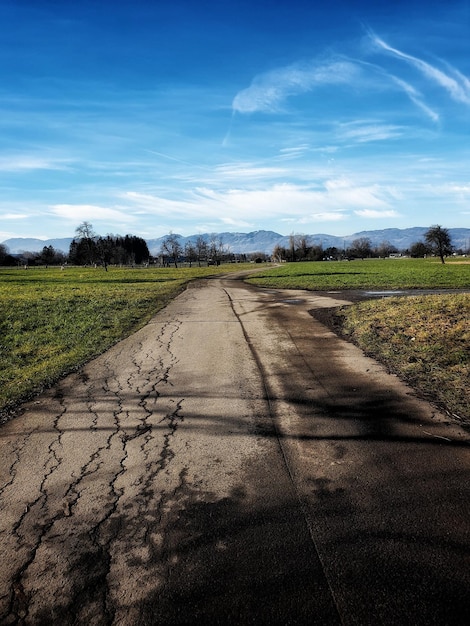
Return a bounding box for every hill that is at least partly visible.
[1,237,74,255]
[2,227,470,256]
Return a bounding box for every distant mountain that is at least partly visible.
[145,230,287,255]
[2,228,470,256]
[146,228,470,254]
[1,237,73,254]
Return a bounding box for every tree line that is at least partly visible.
[69,223,150,268]
[0,223,459,267]
[157,232,258,267]
[273,226,456,264]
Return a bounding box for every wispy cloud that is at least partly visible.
[122,177,396,231]
[336,121,405,143]
[389,76,439,122]
[232,32,466,126]
[0,155,72,172]
[214,162,287,179]
[51,204,136,223]
[371,34,470,106]
[1,212,29,220]
[277,145,311,160]
[354,209,401,218]
[220,216,253,228]
[232,59,360,114]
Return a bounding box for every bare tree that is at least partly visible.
[348,237,372,260]
[209,234,225,265]
[195,236,208,267]
[75,221,95,240]
[161,233,182,268]
[289,233,297,262]
[272,244,284,263]
[375,240,399,258]
[75,221,97,265]
[425,225,452,264]
[185,241,197,267]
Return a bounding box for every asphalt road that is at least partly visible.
[1,273,469,625]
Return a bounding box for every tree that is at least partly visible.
[425,225,452,264]
[375,240,399,258]
[0,243,9,264]
[409,241,430,258]
[185,241,197,267]
[69,229,150,267]
[323,246,341,261]
[272,244,285,262]
[122,235,149,265]
[195,236,208,267]
[161,233,182,268]
[0,243,16,266]
[348,237,372,260]
[69,237,98,265]
[39,245,65,266]
[74,221,97,265]
[289,233,297,262]
[296,235,309,260]
[209,234,225,265]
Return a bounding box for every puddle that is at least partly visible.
[364,291,405,297]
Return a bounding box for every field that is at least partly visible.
[245,257,470,290]
[0,263,253,420]
[1,258,469,424]
[248,258,469,422]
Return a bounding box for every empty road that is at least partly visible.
[1,272,469,625]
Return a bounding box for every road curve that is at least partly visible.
[1,273,469,625]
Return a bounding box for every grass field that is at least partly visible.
[0,263,252,420]
[245,257,470,290]
[1,258,469,423]
[248,258,469,422]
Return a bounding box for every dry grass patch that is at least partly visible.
[335,294,469,422]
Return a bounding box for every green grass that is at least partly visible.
[246,258,470,290]
[0,264,253,418]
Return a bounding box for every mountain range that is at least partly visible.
[2,227,470,256]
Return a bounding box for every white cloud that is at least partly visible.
[214,163,287,179]
[122,192,202,216]
[0,155,72,172]
[372,34,470,106]
[354,209,401,218]
[323,178,390,207]
[220,216,253,228]
[337,121,405,143]
[277,145,311,160]
[51,204,136,223]
[430,183,470,202]
[299,212,347,223]
[232,59,360,114]
[123,178,395,228]
[1,212,29,220]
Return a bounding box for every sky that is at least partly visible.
[1,0,470,243]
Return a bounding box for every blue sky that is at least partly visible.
[1,0,470,242]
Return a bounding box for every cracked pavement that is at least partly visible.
[1,273,469,625]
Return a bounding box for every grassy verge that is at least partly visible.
[0,264,253,419]
[331,294,469,422]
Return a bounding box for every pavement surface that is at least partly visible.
[1,272,469,625]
